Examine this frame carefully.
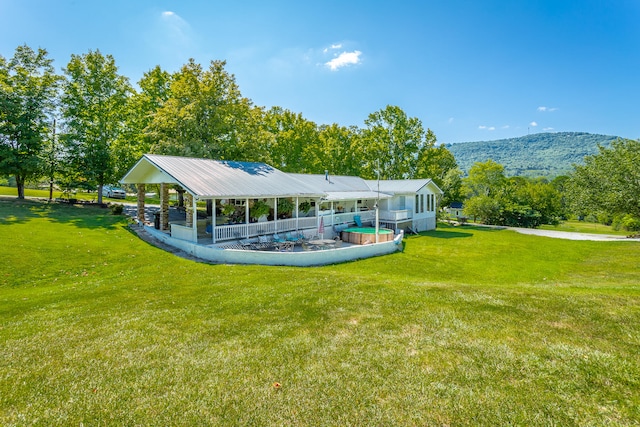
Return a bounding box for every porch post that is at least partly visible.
[274,197,278,232]
[185,193,193,226]
[212,198,217,243]
[295,196,299,230]
[136,184,145,223]
[192,195,198,242]
[245,198,250,237]
[160,183,169,231]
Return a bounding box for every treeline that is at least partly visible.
[0,45,457,203]
[459,138,640,232]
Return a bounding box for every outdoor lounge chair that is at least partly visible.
[354,215,362,227]
[285,232,299,242]
[272,233,285,243]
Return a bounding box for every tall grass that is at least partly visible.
[1,198,639,425]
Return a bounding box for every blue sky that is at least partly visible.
[1,0,639,143]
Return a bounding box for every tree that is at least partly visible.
[310,123,362,176]
[114,65,172,178]
[415,141,457,186]
[360,105,425,179]
[262,106,319,171]
[568,139,640,220]
[147,59,256,161]
[0,45,60,198]
[61,50,132,203]
[463,159,506,198]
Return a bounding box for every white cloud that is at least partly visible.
[160,11,192,44]
[529,121,538,127]
[537,106,558,112]
[323,43,343,54]
[325,50,362,71]
[543,127,554,131]
[478,125,495,131]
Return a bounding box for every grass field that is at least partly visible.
[1,198,639,425]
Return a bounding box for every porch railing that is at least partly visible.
[212,211,378,242]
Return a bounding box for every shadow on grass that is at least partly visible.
[0,197,122,230]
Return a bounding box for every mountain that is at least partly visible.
[445,132,619,178]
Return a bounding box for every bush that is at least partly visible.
[612,214,640,232]
[111,204,124,215]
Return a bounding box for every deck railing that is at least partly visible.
[211,211,377,242]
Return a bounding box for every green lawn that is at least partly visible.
[539,219,629,236]
[1,198,639,426]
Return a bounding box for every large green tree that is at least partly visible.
[0,45,60,198]
[114,65,172,177]
[61,50,132,202]
[360,105,425,179]
[568,138,640,220]
[147,59,256,161]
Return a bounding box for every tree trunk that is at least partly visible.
[97,184,103,204]
[16,175,25,199]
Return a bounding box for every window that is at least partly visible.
[415,195,419,213]
[399,196,406,210]
[420,194,425,213]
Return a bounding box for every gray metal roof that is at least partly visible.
[121,154,323,198]
[288,173,392,201]
[365,179,443,194]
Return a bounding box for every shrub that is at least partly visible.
[613,214,640,232]
[111,204,124,215]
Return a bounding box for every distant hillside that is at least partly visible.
[445,132,619,178]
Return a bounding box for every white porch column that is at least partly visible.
[274,197,278,232]
[192,196,198,242]
[295,196,299,230]
[245,198,250,237]
[212,198,217,243]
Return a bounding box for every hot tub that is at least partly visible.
[341,227,394,245]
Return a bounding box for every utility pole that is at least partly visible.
[49,119,56,201]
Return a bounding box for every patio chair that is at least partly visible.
[257,234,272,250]
[354,215,362,227]
[273,233,285,243]
[285,232,299,242]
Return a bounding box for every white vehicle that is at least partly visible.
[102,185,126,199]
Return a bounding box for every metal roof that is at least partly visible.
[288,174,392,201]
[121,154,323,198]
[365,179,443,194]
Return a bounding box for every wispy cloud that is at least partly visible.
[448,117,454,124]
[325,50,362,71]
[479,125,496,131]
[152,10,198,55]
[543,127,554,131]
[537,106,558,112]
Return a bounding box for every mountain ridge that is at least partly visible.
[445,132,620,178]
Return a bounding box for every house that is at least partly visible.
[120,154,443,266]
[446,201,465,218]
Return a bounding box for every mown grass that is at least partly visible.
[539,219,629,236]
[1,198,639,425]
